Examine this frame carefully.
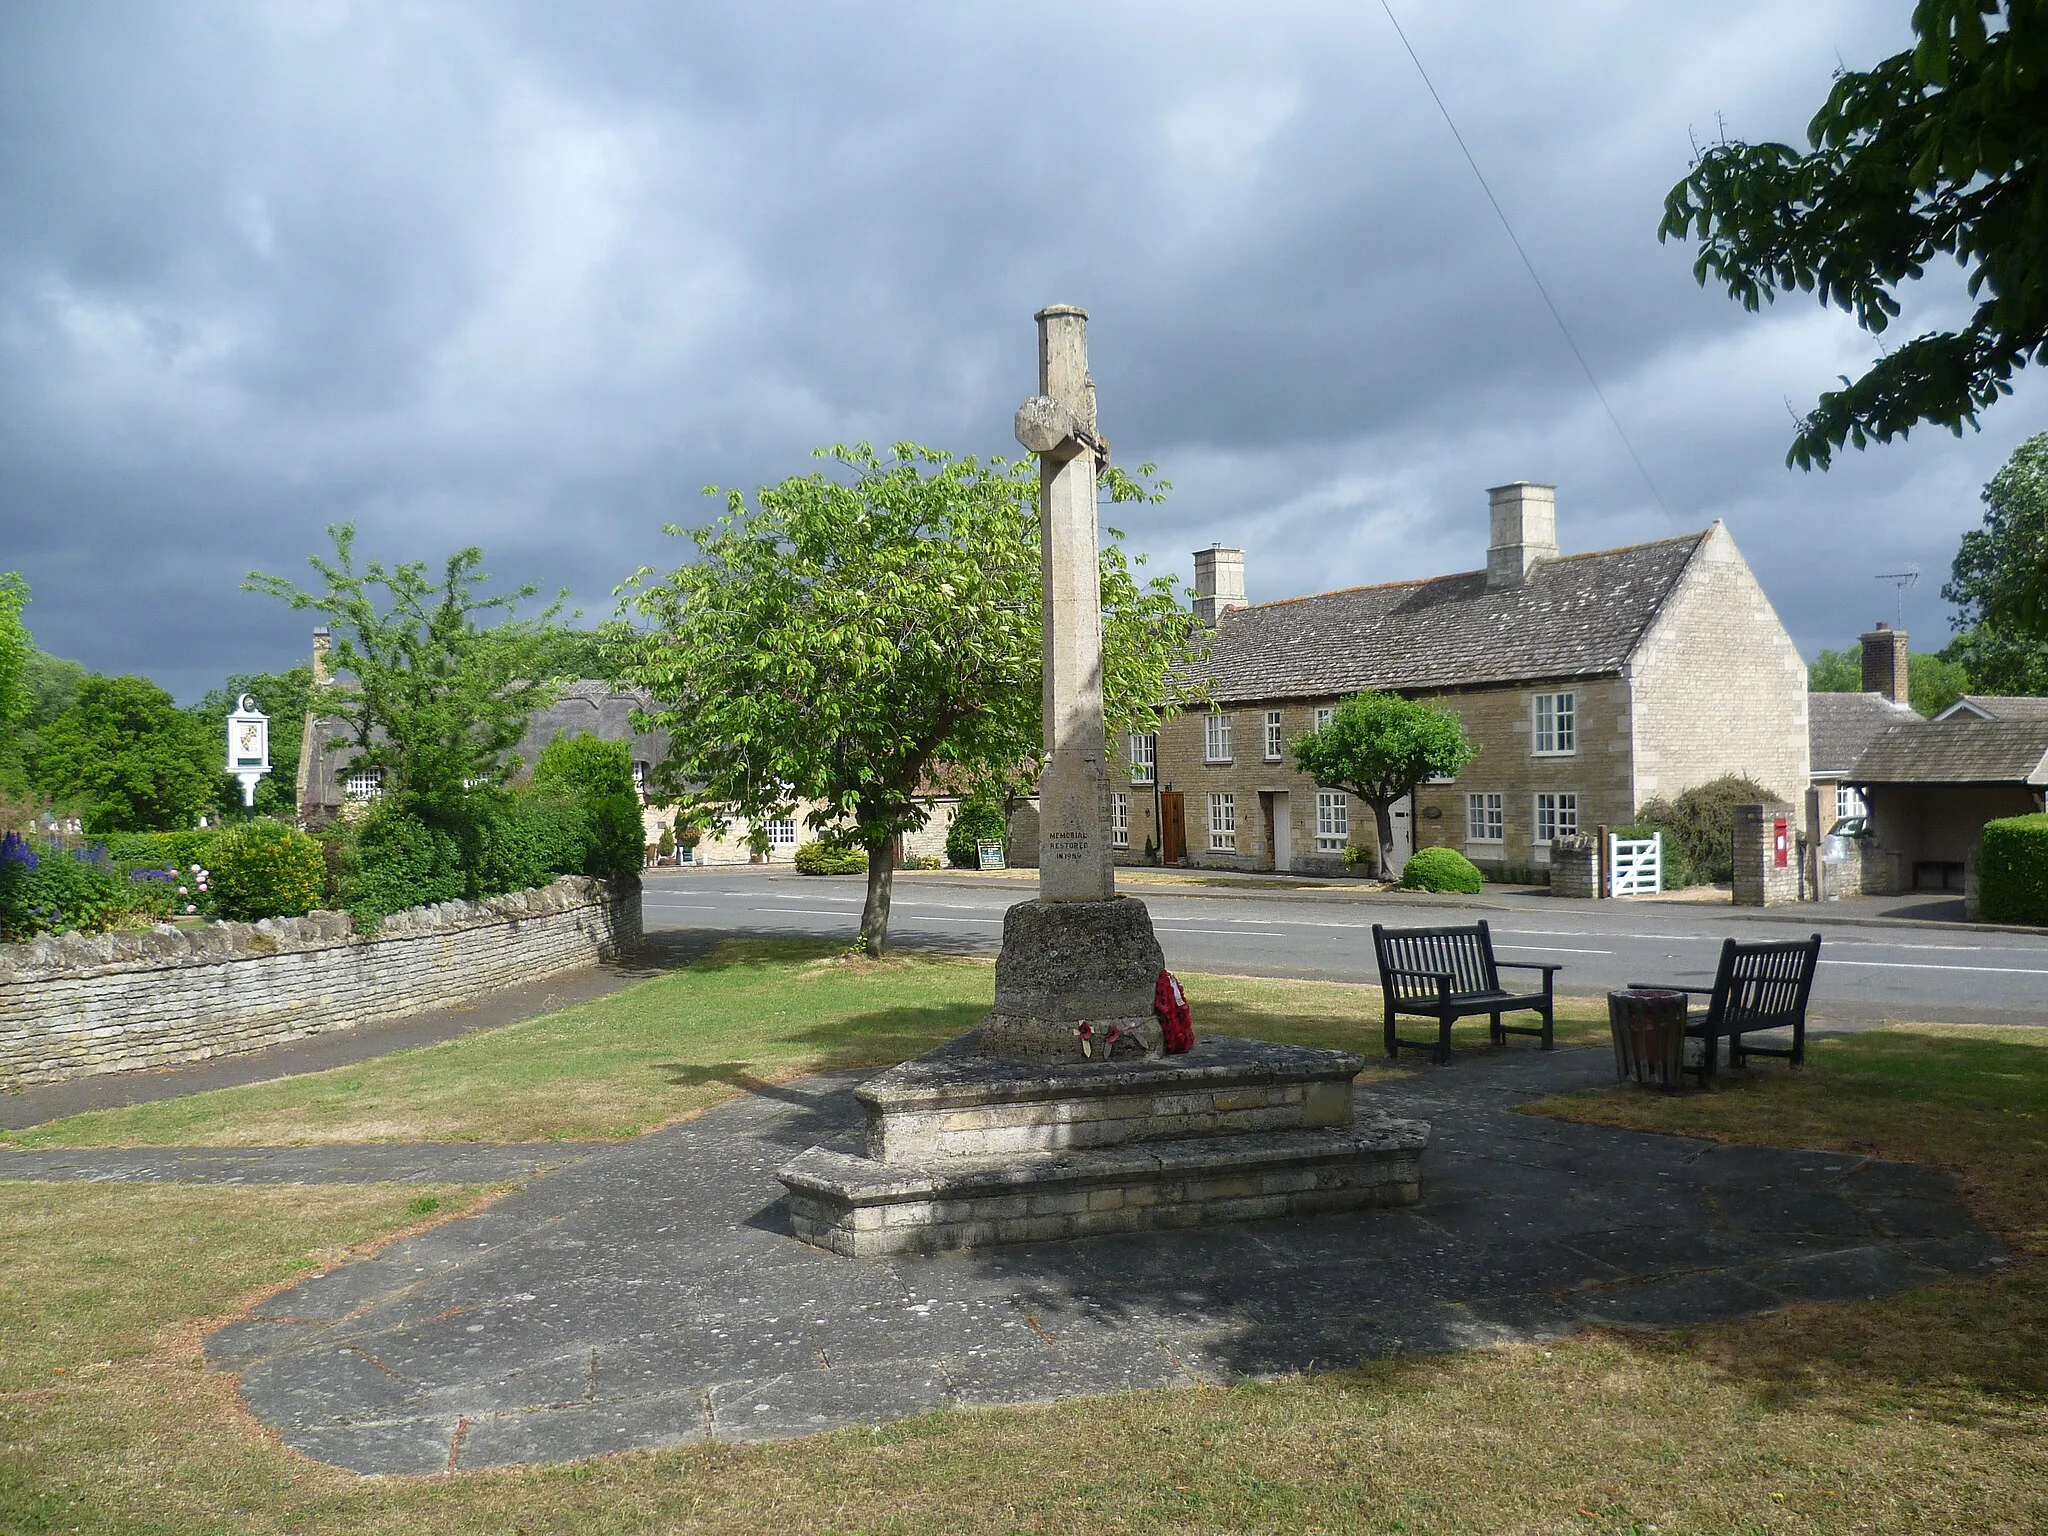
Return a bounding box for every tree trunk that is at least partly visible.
[1370,798,1397,880]
[859,836,897,956]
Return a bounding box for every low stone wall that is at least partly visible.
[0,876,640,1090]
[1732,803,1800,907]
[1550,836,1600,899]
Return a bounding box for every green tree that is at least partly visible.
[246,525,567,828]
[28,675,219,832]
[1660,2,2048,469]
[618,441,1206,955]
[1291,690,1477,879]
[193,665,313,820]
[1808,643,1973,714]
[530,731,644,877]
[1943,430,2048,691]
[0,574,28,761]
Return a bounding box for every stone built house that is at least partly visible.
[1106,483,1809,879]
[1809,625,2048,895]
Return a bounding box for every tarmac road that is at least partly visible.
[644,867,2048,1028]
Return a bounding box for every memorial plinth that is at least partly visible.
[775,303,1429,1254]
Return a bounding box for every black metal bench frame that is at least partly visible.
[1370,919,1561,1064]
[1629,933,1822,1080]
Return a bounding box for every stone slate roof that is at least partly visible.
[1934,694,2048,723]
[1851,722,2048,786]
[1186,533,1706,704]
[1809,692,1922,775]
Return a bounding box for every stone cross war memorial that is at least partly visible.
[778,307,1430,1256]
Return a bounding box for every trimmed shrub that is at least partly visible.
[530,734,642,879]
[795,840,868,876]
[98,829,219,878]
[207,820,327,920]
[339,808,464,929]
[1980,813,2048,924]
[1632,775,1780,886]
[0,833,128,939]
[1398,846,1484,894]
[945,798,1007,868]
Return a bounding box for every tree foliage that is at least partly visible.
[1660,1,2048,468]
[1292,691,1476,879]
[28,675,219,832]
[617,442,1207,954]
[1942,429,2048,692]
[247,525,567,821]
[1808,643,1972,714]
[0,574,28,759]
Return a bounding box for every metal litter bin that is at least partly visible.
[1608,988,1689,1090]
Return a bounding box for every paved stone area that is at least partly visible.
[161,1045,2003,1474]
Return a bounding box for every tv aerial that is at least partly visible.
[1874,569,1919,630]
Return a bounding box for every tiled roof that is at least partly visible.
[1935,694,2048,723]
[1809,692,1922,775]
[1851,722,2048,785]
[1185,533,1706,704]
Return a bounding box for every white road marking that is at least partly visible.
[1495,944,1613,955]
[1154,926,1288,938]
[1821,959,2048,976]
[753,909,858,919]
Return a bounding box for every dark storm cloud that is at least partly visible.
[0,1,2032,701]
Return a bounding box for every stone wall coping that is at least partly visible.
[0,874,631,985]
[780,1114,1429,1206]
[855,1035,1368,1112]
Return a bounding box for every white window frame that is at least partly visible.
[1836,784,1867,820]
[764,817,798,850]
[1315,790,1349,853]
[1313,706,1335,731]
[1128,733,1156,784]
[343,768,383,802]
[1263,710,1283,761]
[632,761,648,801]
[1208,792,1237,852]
[1204,712,1233,764]
[1466,791,1504,844]
[1533,691,1577,756]
[1534,791,1578,845]
[1110,792,1130,849]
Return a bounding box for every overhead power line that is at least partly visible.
[1376,0,1677,525]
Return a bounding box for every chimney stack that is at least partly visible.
[1860,622,1910,705]
[1192,544,1247,626]
[311,626,333,688]
[1486,482,1560,589]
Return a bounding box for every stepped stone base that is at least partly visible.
[777,1035,1430,1256]
[781,1120,1426,1256]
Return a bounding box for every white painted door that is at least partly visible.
[1272,793,1292,872]
[1389,794,1414,875]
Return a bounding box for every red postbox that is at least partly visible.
[1773,816,1789,868]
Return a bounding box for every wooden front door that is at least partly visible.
[1160,792,1186,865]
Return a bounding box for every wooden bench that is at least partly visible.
[1629,933,1822,1080]
[1371,920,1561,1064]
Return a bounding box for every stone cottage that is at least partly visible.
[1129,483,1810,878]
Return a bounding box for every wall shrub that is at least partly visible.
[1611,824,1700,889]
[531,734,642,879]
[1398,846,1484,894]
[207,820,327,920]
[1632,775,1779,885]
[1980,813,2048,925]
[98,829,219,878]
[945,798,1007,868]
[339,808,464,929]
[795,840,867,875]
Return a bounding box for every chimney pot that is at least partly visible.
[1486,482,1560,589]
[311,626,334,688]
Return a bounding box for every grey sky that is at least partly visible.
[2,1,2038,702]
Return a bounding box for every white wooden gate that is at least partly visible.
[1609,832,1662,897]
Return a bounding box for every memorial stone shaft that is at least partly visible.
[1015,304,1116,904]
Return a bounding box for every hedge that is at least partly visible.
[795,840,868,876]
[1980,813,2048,925]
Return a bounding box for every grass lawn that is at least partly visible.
[0,941,1611,1149]
[2,950,2041,1531]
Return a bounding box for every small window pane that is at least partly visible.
[1316,790,1348,852]
[1208,792,1236,851]
[1205,713,1233,762]
[1466,792,1503,843]
[1129,733,1155,783]
[1111,792,1130,848]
